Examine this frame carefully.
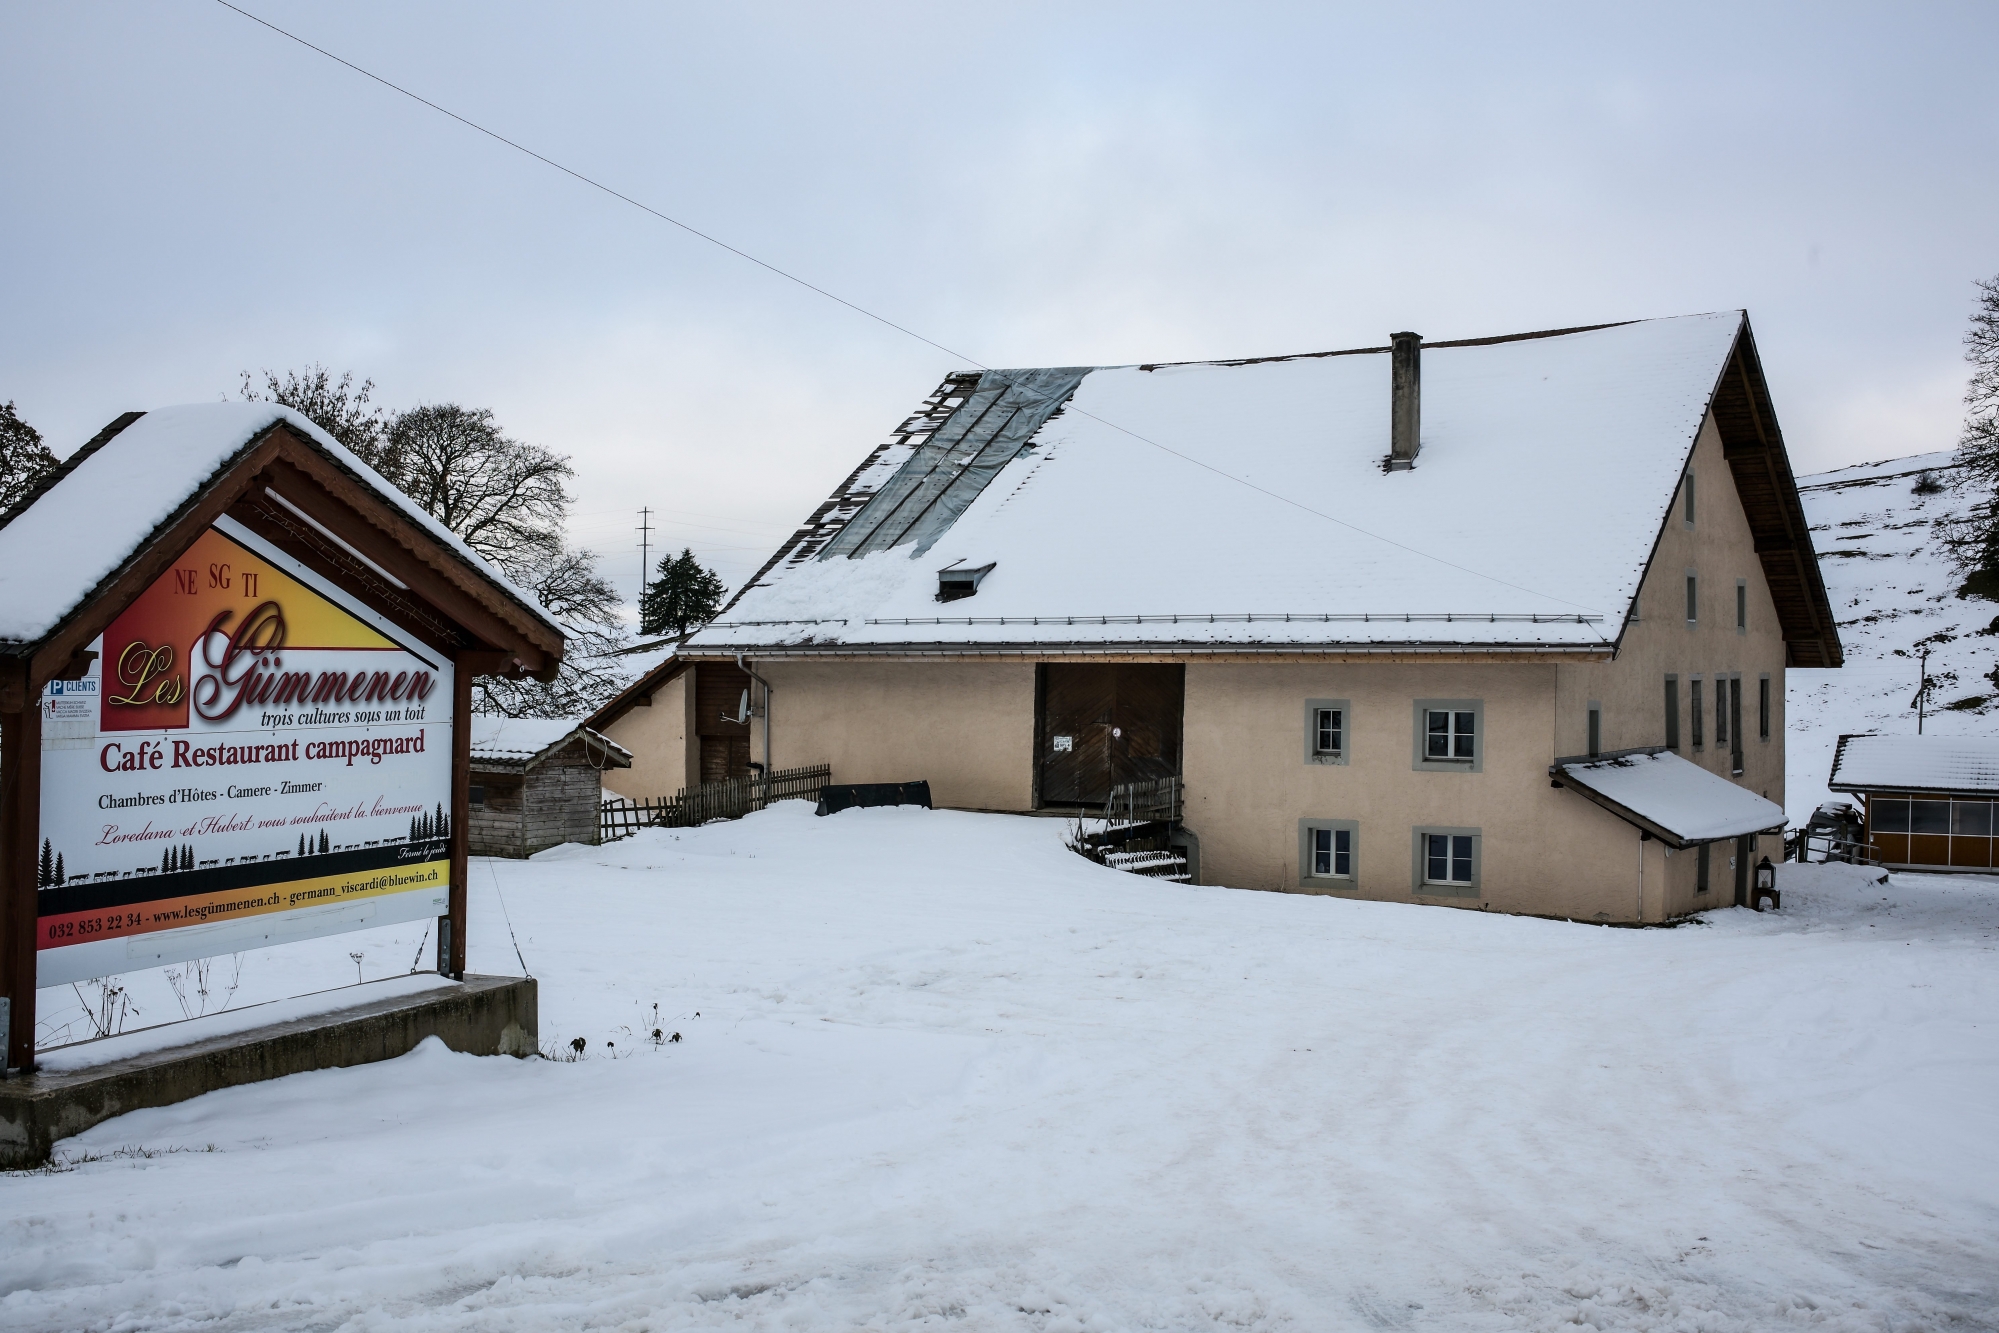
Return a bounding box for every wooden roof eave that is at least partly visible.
[1709,323,1844,669]
[1604,314,1844,670]
[586,654,692,733]
[0,420,565,704]
[259,437,564,675]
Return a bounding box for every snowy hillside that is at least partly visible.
[1788,451,1997,823]
[5,805,1997,1331]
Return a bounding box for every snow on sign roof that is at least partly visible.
[1556,750,1787,848]
[469,716,631,770]
[1828,734,1999,796]
[0,403,563,647]
[689,312,1749,654]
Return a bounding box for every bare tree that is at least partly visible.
[382,404,629,715]
[239,365,393,472]
[478,543,634,717]
[383,405,573,567]
[241,372,631,716]
[0,401,59,515]
[1939,276,1999,595]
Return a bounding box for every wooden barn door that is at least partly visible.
[694,663,755,782]
[1036,664,1184,807]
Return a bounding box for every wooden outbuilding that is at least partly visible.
[1828,733,1999,872]
[469,718,630,857]
[0,404,564,1071]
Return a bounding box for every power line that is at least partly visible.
[211,1,1602,620]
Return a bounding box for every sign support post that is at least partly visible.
[447,652,474,979]
[2,683,43,1071]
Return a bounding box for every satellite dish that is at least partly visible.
[722,688,750,725]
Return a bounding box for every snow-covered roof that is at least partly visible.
[1828,734,1999,796]
[689,313,1757,655]
[469,716,631,771]
[1556,750,1787,847]
[0,403,563,647]
[613,639,678,681]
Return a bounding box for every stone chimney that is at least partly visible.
[1387,331,1421,470]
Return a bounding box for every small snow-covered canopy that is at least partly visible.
[1556,750,1786,848]
[1828,734,1999,798]
[470,717,630,772]
[0,403,564,648]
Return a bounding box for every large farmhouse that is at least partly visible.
[593,313,1840,922]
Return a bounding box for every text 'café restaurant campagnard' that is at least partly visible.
[99,731,433,775]
[0,402,565,1074]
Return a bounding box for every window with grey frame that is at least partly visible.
[1690,677,1704,749]
[1298,818,1358,886]
[1413,700,1483,772]
[1736,579,1747,634]
[1697,843,1710,893]
[1685,571,1698,625]
[1413,827,1480,896]
[1304,699,1350,766]
[1587,702,1601,758]
[1664,675,1680,750]
[1715,674,1729,749]
[1759,675,1771,741]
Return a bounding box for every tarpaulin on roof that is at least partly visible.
[820,366,1089,560]
[1556,750,1785,847]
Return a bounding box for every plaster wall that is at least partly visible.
[599,670,694,800]
[1553,413,1790,916]
[748,659,1036,812]
[1182,415,1787,921]
[1185,660,1619,919]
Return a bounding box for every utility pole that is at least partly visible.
[1916,644,1931,735]
[636,507,654,610]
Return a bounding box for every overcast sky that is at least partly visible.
[4,2,1995,602]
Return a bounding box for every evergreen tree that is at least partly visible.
[54,852,64,885]
[318,830,330,854]
[1939,275,1999,593]
[162,849,172,873]
[183,845,193,871]
[299,833,308,857]
[435,803,448,840]
[639,548,727,637]
[0,402,59,515]
[38,839,53,889]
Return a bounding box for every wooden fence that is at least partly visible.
[600,763,832,841]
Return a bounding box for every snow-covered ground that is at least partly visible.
[6,803,1997,1332]
[1789,451,1995,824]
